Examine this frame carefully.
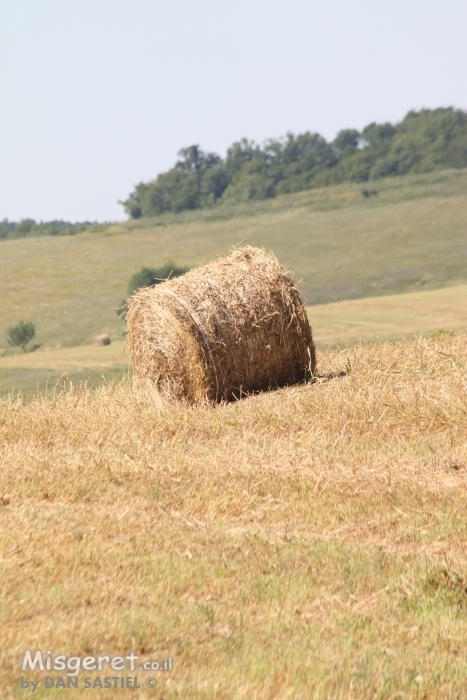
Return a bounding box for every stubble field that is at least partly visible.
[2,167,467,697]
[2,332,467,698]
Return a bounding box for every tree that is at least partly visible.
[127,263,188,295]
[223,139,256,178]
[6,321,38,352]
[332,129,360,157]
[361,122,396,149]
[119,108,467,219]
[16,219,36,235]
[201,166,229,205]
[117,263,190,318]
[176,145,221,174]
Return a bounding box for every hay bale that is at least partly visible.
[127,246,316,403]
[95,334,111,346]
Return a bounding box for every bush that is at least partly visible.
[5,321,40,352]
[117,263,190,319]
[128,262,189,295]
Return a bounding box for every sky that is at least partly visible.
[1,0,466,223]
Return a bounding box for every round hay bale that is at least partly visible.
[126,246,316,403]
[95,334,111,346]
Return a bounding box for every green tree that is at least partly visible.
[332,129,360,158]
[16,219,36,235]
[0,221,9,239]
[225,139,256,176]
[6,321,38,352]
[118,263,190,318]
[200,166,230,205]
[127,262,189,295]
[361,122,396,149]
[176,145,221,174]
[119,108,467,219]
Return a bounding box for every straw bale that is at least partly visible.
[126,246,316,403]
[95,334,111,346]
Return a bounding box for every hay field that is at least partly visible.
[1,168,467,350]
[310,283,467,347]
[2,332,467,698]
[0,342,128,395]
[1,283,466,397]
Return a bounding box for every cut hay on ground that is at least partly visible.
[127,246,316,403]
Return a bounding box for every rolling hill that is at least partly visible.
[0,168,466,354]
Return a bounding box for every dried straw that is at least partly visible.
[126,246,316,403]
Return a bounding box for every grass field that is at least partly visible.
[2,332,467,698]
[0,168,466,351]
[1,283,466,396]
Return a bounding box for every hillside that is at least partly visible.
[1,168,467,352]
[2,333,467,698]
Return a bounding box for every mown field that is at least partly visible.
[2,333,467,699]
[0,342,129,396]
[311,283,467,347]
[1,168,466,352]
[1,283,466,397]
[2,168,467,697]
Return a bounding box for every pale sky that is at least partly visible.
[1,0,466,222]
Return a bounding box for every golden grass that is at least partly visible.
[309,283,467,347]
[2,333,467,698]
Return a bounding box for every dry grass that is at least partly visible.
[309,283,467,347]
[0,342,129,397]
[1,333,467,698]
[127,247,314,403]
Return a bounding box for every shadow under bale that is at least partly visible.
[127,246,316,404]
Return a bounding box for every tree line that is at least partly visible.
[0,219,97,241]
[120,107,467,218]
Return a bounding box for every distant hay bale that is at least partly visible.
[95,334,111,346]
[127,246,316,403]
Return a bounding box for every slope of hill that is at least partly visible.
[2,333,467,698]
[0,168,466,351]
